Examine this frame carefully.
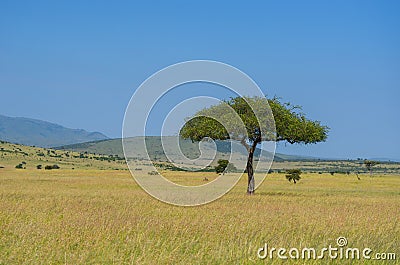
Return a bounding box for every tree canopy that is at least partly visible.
[180,97,328,146]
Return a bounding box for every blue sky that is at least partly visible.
[1,1,399,160]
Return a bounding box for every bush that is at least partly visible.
[45,164,60,170]
[285,169,302,184]
[15,164,24,169]
[215,159,237,174]
[36,165,42,169]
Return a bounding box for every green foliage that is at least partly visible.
[214,159,237,174]
[268,98,329,144]
[180,96,329,145]
[36,165,42,169]
[215,159,228,174]
[45,164,60,170]
[285,169,302,184]
[15,163,24,169]
[153,162,187,171]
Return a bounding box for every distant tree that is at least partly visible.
[36,165,42,169]
[181,96,329,194]
[285,169,302,184]
[214,159,237,174]
[364,160,379,176]
[15,163,24,169]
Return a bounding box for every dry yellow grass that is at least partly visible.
[0,167,399,264]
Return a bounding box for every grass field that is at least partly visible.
[1,166,399,264]
[0,141,126,170]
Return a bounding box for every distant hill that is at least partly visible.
[0,114,108,148]
[0,140,126,170]
[56,137,313,162]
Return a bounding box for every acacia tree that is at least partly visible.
[180,96,328,194]
[364,160,379,177]
[286,169,302,184]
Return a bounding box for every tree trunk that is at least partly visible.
[247,149,255,194]
[246,140,259,195]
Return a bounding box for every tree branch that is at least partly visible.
[240,137,250,152]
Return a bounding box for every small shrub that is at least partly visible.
[45,164,60,170]
[215,159,237,174]
[36,165,42,169]
[15,164,24,169]
[285,169,302,184]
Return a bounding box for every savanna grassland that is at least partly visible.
[0,141,399,264]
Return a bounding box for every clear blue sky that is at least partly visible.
[1,1,399,160]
